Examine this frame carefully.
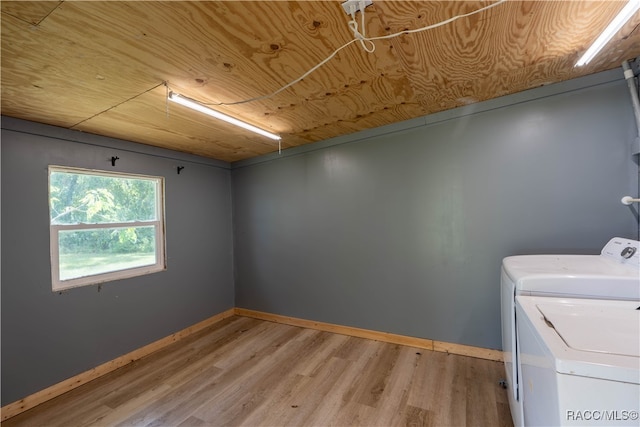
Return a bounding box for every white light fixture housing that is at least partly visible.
[168,92,281,141]
[575,0,640,67]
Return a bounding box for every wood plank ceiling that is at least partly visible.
[2,1,640,163]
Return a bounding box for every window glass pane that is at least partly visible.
[49,166,165,290]
[50,171,157,225]
[58,226,156,281]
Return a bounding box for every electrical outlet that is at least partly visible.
[341,0,373,15]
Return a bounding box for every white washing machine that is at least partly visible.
[516,296,640,426]
[500,237,640,427]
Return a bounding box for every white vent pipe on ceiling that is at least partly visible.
[622,60,640,155]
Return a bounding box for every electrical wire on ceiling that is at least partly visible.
[165,0,507,143]
[347,0,376,54]
[200,0,508,107]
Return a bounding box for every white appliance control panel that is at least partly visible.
[601,237,640,266]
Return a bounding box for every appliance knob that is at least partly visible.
[621,247,637,259]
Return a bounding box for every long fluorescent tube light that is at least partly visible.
[168,92,281,141]
[575,0,640,67]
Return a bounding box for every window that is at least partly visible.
[49,166,165,291]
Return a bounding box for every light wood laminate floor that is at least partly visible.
[3,316,513,427]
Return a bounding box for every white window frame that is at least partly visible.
[49,166,166,291]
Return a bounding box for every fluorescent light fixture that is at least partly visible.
[575,0,640,67]
[168,92,281,141]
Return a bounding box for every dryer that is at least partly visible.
[500,237,640,427]
[516,296,639,426]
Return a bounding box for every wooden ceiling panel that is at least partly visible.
[2,1,640,162]
[1,2,163,126]
[377,1,640,112]
[291,101,426,145]
[258,69,425,134]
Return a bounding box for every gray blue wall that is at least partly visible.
[1,118,235,405]
[232,70,640,350]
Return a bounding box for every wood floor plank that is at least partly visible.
[122,323,305,426]
[2,316,513,427]
[241,356,351,427]
[193,329,340,425]
[103,316,259,408]
[85,384,171,427]
[300,338,381,426]
[114,364,224,427]
[349,342,402,408]
[293,332,349,377]
[177,415,208,426]
[326,401,378,427]
[435,353,468,426]
[372,346,421,426]
[465,357,502,427]
[406,349,439,411]
[402,405,432,427]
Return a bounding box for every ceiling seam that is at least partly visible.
[70,82,165,129]
[35,1,65,26]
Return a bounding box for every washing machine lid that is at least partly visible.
[537,303,640,357]
[517,297,640,383]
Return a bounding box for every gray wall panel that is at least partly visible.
[232,79,639,350]
[1,122,234,405]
